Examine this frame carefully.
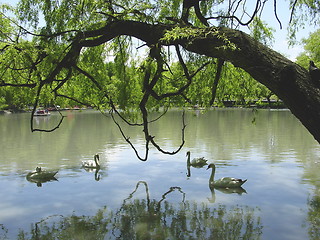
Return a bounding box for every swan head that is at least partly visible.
[94,154,100,160]
[186,151,190,157]
[206,163,216,170]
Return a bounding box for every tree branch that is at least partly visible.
[273,0,282,29]
[289,0,298,24]
[0,82,36,88]
[207,0,262,26]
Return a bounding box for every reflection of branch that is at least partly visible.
[121,181,150,206]
[116,181,186,216]
[112,180,150,239]
[34,214,64,240]
[156,186,186,212]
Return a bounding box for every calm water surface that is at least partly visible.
[1,108,320,239]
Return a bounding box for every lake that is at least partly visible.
[0,108,320,240]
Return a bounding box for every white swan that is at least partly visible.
[207,163,247,188]
[82,154,100,169]
[186,151,208,168]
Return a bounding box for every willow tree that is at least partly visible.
[0,0,319,160]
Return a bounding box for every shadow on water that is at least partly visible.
[1,181,262,240]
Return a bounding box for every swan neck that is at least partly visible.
[94,155,100,166]
[209,165,216,183]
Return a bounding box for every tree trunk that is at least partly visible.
[79,21,320,143]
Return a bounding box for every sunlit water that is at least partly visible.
[1,108,320,239]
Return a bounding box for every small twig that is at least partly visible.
[110,110,149,161]
[273,0,282,29]
[0,82,36,88]
[207,0,261,26]
[54,93,93,108]
[30,83,66,132]
[289,0,298,24]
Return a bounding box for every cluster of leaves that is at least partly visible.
[296,29,320,68]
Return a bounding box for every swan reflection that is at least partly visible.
[208,185,247,203]
[82,167,101,181]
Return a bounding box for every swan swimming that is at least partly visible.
[206,163,247,188]
[186,151,208,168]
[82,154,100,169]
[26,167,58,180]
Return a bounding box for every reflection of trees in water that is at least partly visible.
[307,194,320,240]
[0,224,8,240]
[301,163,320,240]
[15,181,262,240]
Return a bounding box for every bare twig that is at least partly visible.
[54,93,94,108]
[289,0,298,24]
[30,82,66,132]
[207,0,261,26]
[273,0,282,29]
[0,82,36,88]
[106,45,187,160]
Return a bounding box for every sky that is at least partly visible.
[254,1,316,61]
[1,0,317,61]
